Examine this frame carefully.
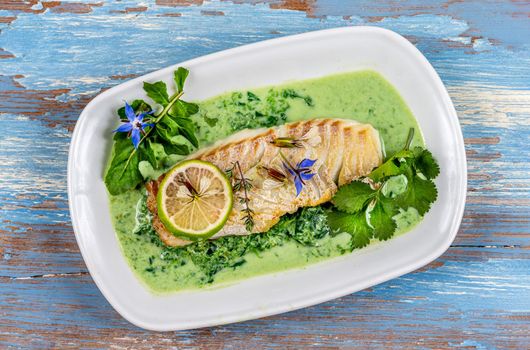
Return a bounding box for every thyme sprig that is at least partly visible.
[226,161,254,231]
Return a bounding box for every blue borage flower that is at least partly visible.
[282,157,317,197]
[114,102,154,148]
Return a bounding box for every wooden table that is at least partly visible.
[1,1,529,348]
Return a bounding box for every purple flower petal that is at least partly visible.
[124,102,136,122]
[283,162,296,176]
[298,158,316,169]
[131,129,141,149]
[300,172,316,181]
[294,177,303,196]
[114,123,133,133]
[141,122,155,130]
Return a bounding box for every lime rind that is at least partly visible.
[157,160,233,240]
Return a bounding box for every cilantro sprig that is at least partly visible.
[105,67,199,195]
[327,128,439,250]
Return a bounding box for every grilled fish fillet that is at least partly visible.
[146,118,383,247]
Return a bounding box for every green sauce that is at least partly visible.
[109,70,424,293]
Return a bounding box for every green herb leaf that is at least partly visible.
[140,140,167,169]
[397,170,438,216]
[170,100,199,118]
[247,91,260,101]
[291,207,331,245]
[174,67,189,93]
[368,150,413,182]
[281,88,314,106]
[156,122,191,155]
[175,115,199,148]
[104,138,142,195]
[327,210,372,249]
[332,181,375,213]
[143,81,170,106]
[369,199,397,241]
[413,147,440,179]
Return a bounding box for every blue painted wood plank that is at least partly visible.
[0,0,528,347]
[0,248,528,348]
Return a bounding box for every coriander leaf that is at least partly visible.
[413,147,440,179]
[368,158,402,182]
[327,210,372,249]
[104,138,142,195]
[397,175,438,216]
[174,67,189,93]
[369,150,414,182]
[332,181,375,213]
[369,199,397,241]
[143,81,169,106]
[381,174,408,198]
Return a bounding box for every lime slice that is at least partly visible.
[157,160,233,240]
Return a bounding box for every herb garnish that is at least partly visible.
[105,67,199,195]
[327,128,439,249]
[260,165,287,183]
[280,152,317,197]
[226,161,254,231]
[270,137,305,148]
[113,102,154,148]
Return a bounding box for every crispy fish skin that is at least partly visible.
[146,119,383,247]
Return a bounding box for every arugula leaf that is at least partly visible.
[140,140,167,169]
[162,142,190,156]
[327,210,372,249]
[369,199,397,241]
[174,115,199,148]
[413,147,440,179]
[332,181,375,214]
[174,67,189,93]
[170,100,199,119]
[104,138,142,195]
[143,81,169,106]
[180,100,199,115]
[156,121,191,155]
[106,68,200,196]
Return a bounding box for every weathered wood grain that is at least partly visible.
[0,0,528,348]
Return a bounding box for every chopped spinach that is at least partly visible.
[134,196,331,284]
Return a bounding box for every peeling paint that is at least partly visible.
[200,10,224,16]
[110,6,148,14]
[156,0,204,6]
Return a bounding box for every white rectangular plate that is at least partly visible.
[68,27,467,331]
